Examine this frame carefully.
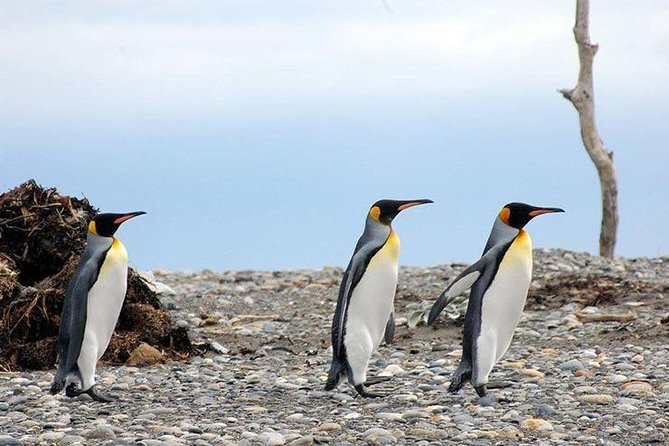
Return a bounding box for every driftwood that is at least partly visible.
[559,0,619,258]
[575,310,637,323]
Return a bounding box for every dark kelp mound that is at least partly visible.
[527,272,665,310]
[0,180,200,371]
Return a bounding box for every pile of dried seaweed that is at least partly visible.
[0,180,200,371]
[527,272,665,310]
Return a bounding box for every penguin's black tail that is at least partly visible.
[325,358,347,391]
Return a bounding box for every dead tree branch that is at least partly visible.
[560,0,619,258]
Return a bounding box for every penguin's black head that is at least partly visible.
[369,199,433,225]
[89,211,146,237]
[500,202,564,229]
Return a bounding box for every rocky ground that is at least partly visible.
[0,249,668,446]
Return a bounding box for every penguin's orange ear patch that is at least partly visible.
[499,207,511,224]
[369,206,381,221]
[88,221,98,235]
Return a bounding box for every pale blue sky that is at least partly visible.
[1,1,667,270]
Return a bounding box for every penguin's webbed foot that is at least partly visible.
[474,384,487,398]
[65,384,114,402]
[487,380,514,390]
[65,383,80,398]
[448,369,471,393]
[354,384,385,398]
[85,386,114,403]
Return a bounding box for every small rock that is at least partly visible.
[319,422,341,432]
[496,427,524,440]
[578,394,614,405]
[377,412,403,421]
[520,418,554,432]
[558,359,584,371]
[379,364,405,377]
[363,428,397,445]
[519,368,545,379]
[39,432,65,442]
[535,404,558,418]
[288,437,314,446]
[126,343,162,366]
[259,432,285,446]
[402,410,430,420]
[621,381,654,397]
[502,361,525,369]
[0,436,23,446]
[574,385,597,394]
[210,342,229,354]
[408,428,441,439]
[608,374,628,384]
[574,369,593,378]
[84,426,116,440]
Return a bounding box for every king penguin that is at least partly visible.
[428,202,563,399]
[325,199,432,398]
[50,211,146,402]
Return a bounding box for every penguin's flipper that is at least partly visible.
[331,236,386,358]
[428,244,509,325]
[52,249,107,392]
[428,265,482,325]
[383,312,395,344]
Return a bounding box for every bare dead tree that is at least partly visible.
[560,0,618,258]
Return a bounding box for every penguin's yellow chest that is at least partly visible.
[100,238,128,272]
[367,231,400,270]
[504,229,532,266]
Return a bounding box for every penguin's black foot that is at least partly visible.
[476,394,498,407]
[448,369,471,393]
[354,384,385,398]
[365,376,391,387]
[65,383,80,398]
[65,384,113,402]
[474,384,488,397]
[487,380,514,389]
[85,386,114,403]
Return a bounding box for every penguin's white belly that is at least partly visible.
[477,232,532,373]
[345,257,398,354]
[343,231,400,382]
[80,242,128,362]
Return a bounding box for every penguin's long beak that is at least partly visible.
[113,211,147,225]
[397,199,433,212]
[528,207,565,217]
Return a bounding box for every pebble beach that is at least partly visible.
[1,249,668,445]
